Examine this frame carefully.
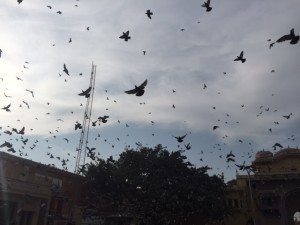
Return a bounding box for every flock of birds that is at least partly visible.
[0,0,299,175]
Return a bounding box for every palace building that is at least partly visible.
[225,147,300,225]
[0,152,85,225]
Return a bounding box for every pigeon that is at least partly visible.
[234,51,246,63]
[2,104,11,112]
[98,115,109,123]
[202,0,212,12]
[226,151,235,158]
[75,122,82,130]
[0,49,2,58]
[273,143,283,150]
[25,89,34,97]
[145,9,153,19]
[63,64,70,75]
[185,143,191,150]
[143,51,146,55]
[56,11,62,14]
[86,27,90,31]
[12,127,25,135]
[119,31,131,41]
[69,38,72,43]
[173,134,187,143]
[213,126,219,130]
[17,0,23,4]
[4,93,11,98]
[0,141,12,148]
[283,113,292,119]
[125,79,148,97]
[47,5,52,9]
[22,101,30,109]
[78,86,92,98]
[276,28,299,45]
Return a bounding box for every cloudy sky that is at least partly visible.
[0,0,299,180]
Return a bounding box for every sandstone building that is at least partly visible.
[225,148,300,225]
[0,152,84,225]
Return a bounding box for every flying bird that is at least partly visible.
[276,28,299,45]
[22,101,30,109]
[234,51,246,63]
[202,0,212,12]
[273,143,283,150]
[213,126,219,130]
[17,0,23,4]
[0,141,12,148]
[69,38,72,43]
[47,5,52,9]
[283,113,292,119]
[145,9,153,19]
[98,115,109,123]
[185,143,191,150]
[119,31,131,41]
[125,79,148,97]
[2,104,11,112]
[63,64,70,75]
[56,11,62,14]
[25,89,34,97]
[78,86,92,98]
[173,134,187,143]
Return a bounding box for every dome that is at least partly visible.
[255,150,273,159]
[274,148,300,157]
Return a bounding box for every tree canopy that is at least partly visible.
[83,144,229,225]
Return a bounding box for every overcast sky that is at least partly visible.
[0,0,299,180]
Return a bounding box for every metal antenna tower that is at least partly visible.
[75,63,96,173]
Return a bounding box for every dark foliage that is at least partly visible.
[83,145,229,225]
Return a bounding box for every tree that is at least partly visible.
[83,144,229,225]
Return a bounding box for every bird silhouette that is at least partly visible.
[75,122,82,130]
[98,115,109,123]
[17,0,23,4]
[63,64,70,75]
[56,11,62,14]
[47,5,52,9]
[273,143,283,150]
[0,141,12,148]
[78,86,92,98]
[283,113,292,119]
[173,134,187,143]
[2,104,11,112]
[125,79,148,96]
[213,126,219,130]
[145,9,153,19]
[22,101,30,109]
[69,38,72,43]
[276,28,299,45]
[234,51,246,63]
[25,89,34,97]
[202,0,212,12]
[185,143,191,150]
[119,31,131,41]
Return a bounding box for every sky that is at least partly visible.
[0,0,299,181]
